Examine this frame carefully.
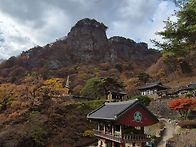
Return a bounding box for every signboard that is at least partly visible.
[134,111,142,122]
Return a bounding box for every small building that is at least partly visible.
[188,83,196,97]
[177,86,192,96]
[138,82,168,98]
[87,100,159,147]
[187,82,196,89]
[177,82,196,97]
[107,90,127,102]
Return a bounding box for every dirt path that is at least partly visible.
[157,119,176,147]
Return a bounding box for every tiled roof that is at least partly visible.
[138,81,168,90]
[87,100,138,120]
[109,91,127,95]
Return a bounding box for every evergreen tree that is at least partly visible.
[153,0,196,57]
[80,77,123,99]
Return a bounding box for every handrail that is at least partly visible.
[123,134,148,141]
[94,130,150,143]
[94,130,122,143]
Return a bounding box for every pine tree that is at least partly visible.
[153,0,196,57]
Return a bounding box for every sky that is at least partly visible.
[0,0,178,59]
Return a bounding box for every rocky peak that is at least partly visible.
[66,18,109,62]
[0,18,160,72]
[72,18,107,31]
[109,36,136,45]
[108,36,150,60]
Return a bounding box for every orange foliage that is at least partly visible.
[168,97,196,111]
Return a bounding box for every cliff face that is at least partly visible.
[66,18,109,62]
[65,18,160,64]
[0,18,160,78]
[108,36,160,69]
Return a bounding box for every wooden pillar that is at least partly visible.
[120,125,122,137]
[104,139,107,147]
[120,143,123,147]
[112,125,114,135]
[103,123,106,134]
[98,122,100,131]
[141,127,144,133]
[112,142,115,147]
[141,142,145,147]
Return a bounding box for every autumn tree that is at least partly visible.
[168,98,196,119]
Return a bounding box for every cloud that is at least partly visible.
[108,0,177,46]
[0,0,178,59]
[0,13,35,59]
[118,0,159,21]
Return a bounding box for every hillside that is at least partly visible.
[0,18,162,146]
[0,18,195,98]
[146,50,196,84]
[0,18,195,147]
[0,18,160,94]
[0,93,104,146]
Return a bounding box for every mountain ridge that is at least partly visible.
[0,18,160,71]
[0,18,161,95]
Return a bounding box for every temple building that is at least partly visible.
[107,90,127,102]
[87,100,159,147]
[177,82,196,97]
[138,82,168,98]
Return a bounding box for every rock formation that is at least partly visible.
[65,18,160,64]
[0,18,160,77]
[66,18,109,62]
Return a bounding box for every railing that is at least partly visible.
[94,130,123,143]
[94,130,150,143]
[123,134,150,142]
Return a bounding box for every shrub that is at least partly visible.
[178,120,196,128]
[180,61,192,73]
[131,95,151,106]
[115,64,123,72]
[76,100,105,110]
[29,111,40,121]
[0,96,12,111]
[168,98,196,119]
[185,92,193,98]
[31,126,47,146]
[83,130,94,137]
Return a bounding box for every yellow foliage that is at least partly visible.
[83,129,94,137]
[42,78,68,95]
